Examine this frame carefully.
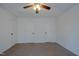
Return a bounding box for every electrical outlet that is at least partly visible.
[11,37,13,39]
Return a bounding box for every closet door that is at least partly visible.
[32,19,49,43]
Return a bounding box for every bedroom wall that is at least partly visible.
[56,5,79,55]
[0,8,17,54]
[16,16,56,43]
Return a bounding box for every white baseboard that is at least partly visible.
[57,42,78,56]
[0,43,16,55]
[17,41,56,44]
[0,52,3,54]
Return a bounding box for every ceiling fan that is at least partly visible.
[23,3,51,14]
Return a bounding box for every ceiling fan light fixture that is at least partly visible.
[33,4,41,12]
[23,3,51,14]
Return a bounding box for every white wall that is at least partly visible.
[56,5,79,55]
[0,8,16,54]
[17,16,56,43]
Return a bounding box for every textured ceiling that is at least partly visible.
[0,3,77,17]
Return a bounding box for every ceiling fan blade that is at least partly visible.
[23,5,33,9]
[41,4,51,10]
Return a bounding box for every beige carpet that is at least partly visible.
[1,43,76,56]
